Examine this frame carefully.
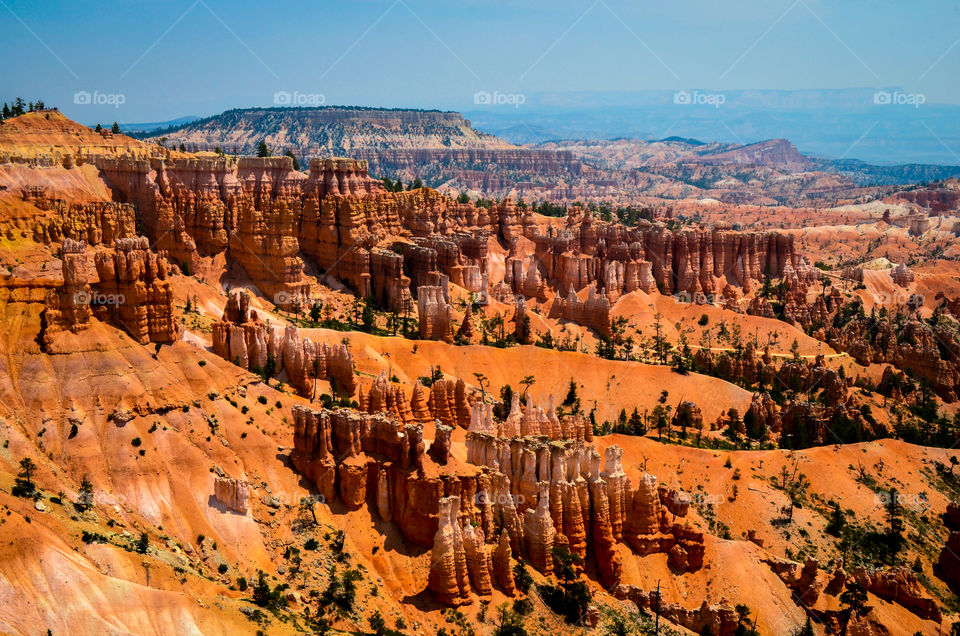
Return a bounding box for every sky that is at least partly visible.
[1,0,959,123]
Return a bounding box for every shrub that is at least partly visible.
[368,610,386,636]
[537,581,591,624]
[81,530,108,544]
[512,597,533,616]
[251,570,289,609]
[512,561,533,594]
[320,568,362,615]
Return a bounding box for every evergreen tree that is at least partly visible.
[361,299,376,332]
[793,616,814,636]
[284,149,299,170]
[826,501,846,536]
[77,475,95,510]
[885,488,905,557]
[839,582,867,618]
[111,122,120,134]
[368,610,386,636]
[563,378,578,407]
[256,140,270,157]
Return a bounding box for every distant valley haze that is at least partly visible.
[2,0,958,164]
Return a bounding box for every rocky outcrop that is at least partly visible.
[908,216,929,236]
[212,290,355,398]
[456,302,475,342]
[428,424,453,465]
[358,372,415,424]
[614,585,741,636]
[503,254,548,301]
[213,476,249,514]
[93,236,179,344]
[887,181,960,212]
[937,531,960,591]
[851,566,941,622]
[418,285,453,341]
[427,378,472,430]
[533,212,799,300]
[745,391,781,436]
[550,283,612,339]
[29,201,137,246]
[512,297,532,345]
[523,482,556,575]
[410,382,433,425]
[623,473,660,541]
[40,238,93,346]
[672,401,703,435]
[428,496,472,605]
[492,531,517,596]
[589,477,622,587]
[890,262,914,287]
[465,432,700,587]
[291,406,423,502]
[829,311,959,401]
[747,295,776,318]
[461,523,493,596]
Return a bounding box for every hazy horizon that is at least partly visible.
[4,0,959,163]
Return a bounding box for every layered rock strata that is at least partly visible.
[93,237,179,344]
[40,238,93,345]
[213,476,250,514]
[212,289,355,397]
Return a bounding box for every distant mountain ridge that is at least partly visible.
[137,105,960,202]
[696,139,813,172]
[466,87,960,166]
[138,106,514,155]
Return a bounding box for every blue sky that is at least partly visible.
[2,0,959,122]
